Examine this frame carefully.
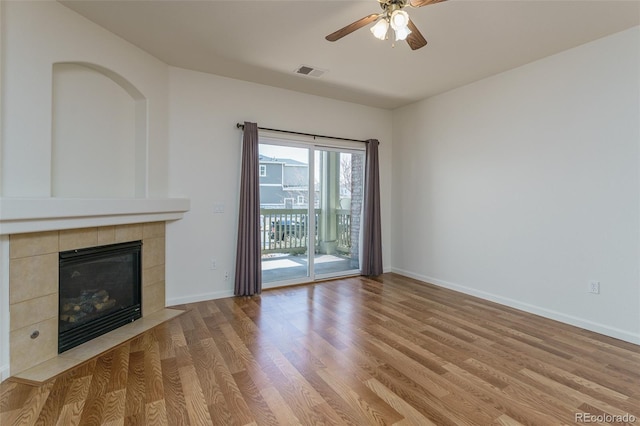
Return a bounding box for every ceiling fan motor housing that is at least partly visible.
[380,0,410,13]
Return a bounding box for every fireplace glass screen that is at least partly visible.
[58,240,142,353]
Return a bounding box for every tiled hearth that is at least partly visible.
[8,222,182,383]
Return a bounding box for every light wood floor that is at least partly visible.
[2,273,639,425]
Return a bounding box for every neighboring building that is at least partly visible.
[259,155,310,208]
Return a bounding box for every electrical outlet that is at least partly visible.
[224,271,229,281]
[210,259,217,270]
[588,281,600,294]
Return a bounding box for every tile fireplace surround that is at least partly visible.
[0,198,190,382]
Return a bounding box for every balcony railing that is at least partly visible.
[260,208,351,255]
[336,209,351,251]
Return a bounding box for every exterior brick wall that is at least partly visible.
[350,154,364,269]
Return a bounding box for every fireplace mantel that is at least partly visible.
[0,197,190,235]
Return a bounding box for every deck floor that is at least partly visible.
[261,253,358,283]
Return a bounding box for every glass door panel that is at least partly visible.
[259,143,311,284]
[313,149,364,279]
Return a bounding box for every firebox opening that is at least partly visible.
[58,240,142,353]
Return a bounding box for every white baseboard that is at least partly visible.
[166,289,235,307]
[391,267,640,345]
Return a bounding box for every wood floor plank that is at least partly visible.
[143,342,164,404]
[2,273,639,425]
[144,399,168,425]
[232,369,278,425]
[100,388,126,424]
[495,413,526,426]
[259,386,302,425]
[106,345,130,394]
[188,339,224,406]
[519,368,638,418]
[31,373,71,424]
[442,361,572,424]
[177,361,214,425]
[77,352,115,426]
[364,378,437,426]
[2,384,53,426]
[372,363,471,426]
[282,348,371,425]
[159,357,190,426]
[55,399,86,426]
[123,351,145,420]
[315,367,398,426]
[198,336,255,425]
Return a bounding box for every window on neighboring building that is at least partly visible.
[283,198,294,209]
[297,195,305,204]
[259,165,267,177]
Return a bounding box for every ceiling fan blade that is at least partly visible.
[405,19,427,50]
[325,14,380,42]
[409,0,447,7]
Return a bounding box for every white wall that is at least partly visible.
[0,1,169,198]
[392,27,640,343]
[166,67,393,304]
[52,63,137,198]
[0,1,171,379]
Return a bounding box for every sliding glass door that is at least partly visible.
[259,139,364,286]
[312,148,363,279]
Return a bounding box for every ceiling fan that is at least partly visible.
[326,0,446,50]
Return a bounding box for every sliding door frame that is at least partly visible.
[259,133,365,288]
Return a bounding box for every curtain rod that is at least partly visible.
[236,123,371,144]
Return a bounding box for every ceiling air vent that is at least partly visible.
[294,65,326,78]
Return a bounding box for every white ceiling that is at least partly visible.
[59,0,640,109]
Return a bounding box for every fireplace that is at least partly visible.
[4,222,172,379]
[58,240,142,353]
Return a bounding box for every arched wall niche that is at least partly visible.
[51,62,148,198]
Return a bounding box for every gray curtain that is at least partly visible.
[234,122,262,296]
[361,139,383,276]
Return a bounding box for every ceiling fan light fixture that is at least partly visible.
[326,0,439,51]
[370,18,389,40]
[389,10,410,31]
[394,26,412,41]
